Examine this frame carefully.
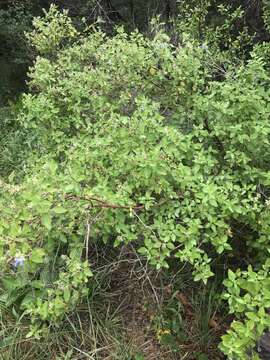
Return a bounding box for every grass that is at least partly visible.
[0,244,228,360]
[0,299,128,360]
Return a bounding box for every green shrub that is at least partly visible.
[221,263,270,359]
[1,6,270,358]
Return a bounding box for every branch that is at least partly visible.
[66,194,145,210]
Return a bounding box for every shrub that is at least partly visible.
[1,5,270,358]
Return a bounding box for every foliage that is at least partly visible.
[26,4,78,56]
[1,3,270,359]
[0,1,33,64]
[263,0,270,33]
[221,262,270,359]
[0,1,34,102]
[0,102,29,178]
[176,0,254,66]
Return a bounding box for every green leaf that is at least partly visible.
[53,206,67,214]
[63,288,71,302]
[31,248,46,264]
[41,213,52,230]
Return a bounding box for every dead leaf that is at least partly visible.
[208,318,219,330]
[176,292,191,307]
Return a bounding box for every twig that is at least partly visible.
[66,194,145,210]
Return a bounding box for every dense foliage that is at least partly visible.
[2,1,270,359]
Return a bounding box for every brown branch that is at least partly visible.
[65,194,175,211]
[66,194,145,210]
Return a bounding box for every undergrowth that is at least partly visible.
[0,244,225,360]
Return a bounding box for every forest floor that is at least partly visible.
[0,244,228,360]
[89,245,227,360]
